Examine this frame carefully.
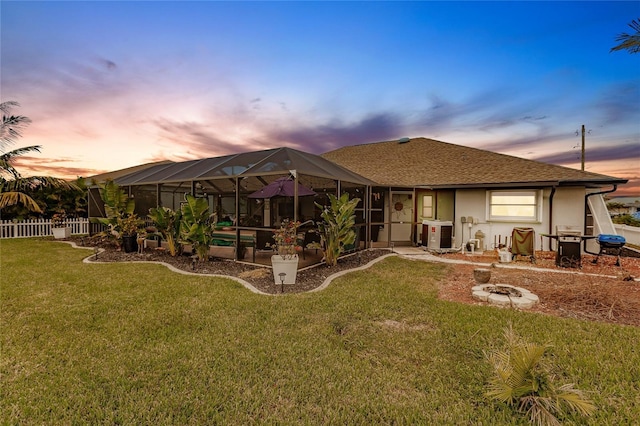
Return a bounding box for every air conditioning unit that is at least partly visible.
[422,220,453,249]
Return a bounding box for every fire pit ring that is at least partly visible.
[472,284,539,309]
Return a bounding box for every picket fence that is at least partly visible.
[0,218,90,239]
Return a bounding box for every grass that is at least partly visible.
[1,238,640,425]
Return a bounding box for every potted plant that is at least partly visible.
[270,219,301,284]
[51,212,71,239]
[119,214,142,253]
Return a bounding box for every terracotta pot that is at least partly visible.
[473,268,491,284]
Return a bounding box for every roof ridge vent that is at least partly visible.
[398,137,410,144]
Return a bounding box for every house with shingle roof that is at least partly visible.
[94,137,627,261]
[322,137,627,252]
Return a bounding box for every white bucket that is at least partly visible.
[499,251,512,263]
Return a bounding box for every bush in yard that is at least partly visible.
[314,193,360,267]
[484,324,595,426]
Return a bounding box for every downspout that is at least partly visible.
[583,184,617,255]
[547,186,556,251]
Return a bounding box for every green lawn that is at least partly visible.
[1,239,639,425]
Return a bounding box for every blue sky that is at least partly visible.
[2,1,639,193]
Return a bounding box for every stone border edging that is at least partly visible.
[57,240,399,296]
[308,253,397,293]
[398,250,640,282]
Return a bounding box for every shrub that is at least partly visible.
[485,324,595,425]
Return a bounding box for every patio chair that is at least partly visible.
[254,229,275,261]
[301,229,321,260]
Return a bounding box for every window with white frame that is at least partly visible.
[422,195,434,218]
[487,190,541,222]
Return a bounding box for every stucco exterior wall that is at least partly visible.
[453,187,586,252]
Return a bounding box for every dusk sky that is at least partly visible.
[2,1,639,194]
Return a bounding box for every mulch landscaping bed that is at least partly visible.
[68,237,640,327]
[434,250,640,327]
[70,236,390,294]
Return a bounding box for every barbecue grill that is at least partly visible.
[556,229,582,268]
[593,234,626,266]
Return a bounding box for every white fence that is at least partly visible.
[614,224,640,247]
[0,218,90,239]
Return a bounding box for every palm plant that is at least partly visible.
[148,206,182,256]
[610,18,640,54]
[0,101,77,214]
[485,324,596,426]
[180,194,214,261]
[314,193,360,267]
[91,179,136,247]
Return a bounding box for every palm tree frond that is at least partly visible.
[0,191,42,213]
[0,145,42,160]
[610,18,640,54]
[485,324,595,424]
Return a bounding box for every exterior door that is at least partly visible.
[390,192,413,243]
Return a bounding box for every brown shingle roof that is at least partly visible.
[321,137,627,188]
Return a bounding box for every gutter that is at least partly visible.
[583,185,617,255]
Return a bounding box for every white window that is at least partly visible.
[422,195,433,218]
[488,190,541,222]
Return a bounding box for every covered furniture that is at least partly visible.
[511,227,535,263]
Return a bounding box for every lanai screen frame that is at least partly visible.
[89,147,376,263]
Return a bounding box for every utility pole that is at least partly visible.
[581,124,585,171]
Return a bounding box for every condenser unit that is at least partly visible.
[422,220,453,249]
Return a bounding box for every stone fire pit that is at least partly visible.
[471,284,539,309]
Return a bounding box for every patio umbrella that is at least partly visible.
[248,177,316,199]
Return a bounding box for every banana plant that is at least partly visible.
[180,194,214,261]
[148,206,182,256]
[315,193,360,267]
[91,179,135,247]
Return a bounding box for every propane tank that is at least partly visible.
[475,230,485,251]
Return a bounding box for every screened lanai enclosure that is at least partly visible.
[88,147,376,266]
